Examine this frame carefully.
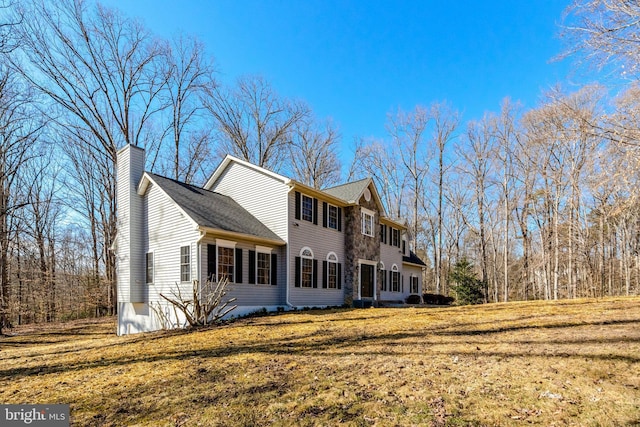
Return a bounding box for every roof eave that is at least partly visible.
[288,180,351,206]
[402,260,427,268]
[204,155,291,190]
[198,226,286,246]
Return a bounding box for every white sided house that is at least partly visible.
[115,144,426,335]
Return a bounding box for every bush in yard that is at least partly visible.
[159,278,237,327]
[405,294,422,304]
[422,293,455,305]
[449,258,484,305]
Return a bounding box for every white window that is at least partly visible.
[327,252,338,289]
[301,247,313,288]
[361,208,374,237]
[328,204,339,230]
[392,228,400,247]
[411,276,419,294]
[218,246,235,282]
[257,252,271,285]
[180,246,190,282]
[302,195,314,222]
[146,252,154,284]
[391,264,400,292]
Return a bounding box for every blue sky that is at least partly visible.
[103,0,575,157]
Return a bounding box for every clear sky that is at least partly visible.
[102,0,575,157]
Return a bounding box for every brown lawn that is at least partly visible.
[1,297,639,426]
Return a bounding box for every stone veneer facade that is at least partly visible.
[343,189,381,306]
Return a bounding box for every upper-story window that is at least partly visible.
[302,195,313,222]
[361,208,374,237]
[328,205,338,229]
[392,228,400,247]
[322,202,342,231]
[380,224,387,244]
[295,191,318,225]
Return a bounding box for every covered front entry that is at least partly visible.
[360,263,375,299]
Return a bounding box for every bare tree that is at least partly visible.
[560,0,640,79]
[387,105,430,240]
[350,138,407,218]
[0,67,41,333]
[289,118,341,189]
[156,33,215,184]
[460,115,496,302]
[8,0,169,313]
[428,103,459,295]
[203,75,310,171]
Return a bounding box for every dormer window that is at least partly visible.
[361,208,374,237]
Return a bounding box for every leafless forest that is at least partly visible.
[1,0,639,329]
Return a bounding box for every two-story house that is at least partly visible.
[115,144,426,335]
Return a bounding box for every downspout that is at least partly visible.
[285,183,295,310]
[196,229,206,300]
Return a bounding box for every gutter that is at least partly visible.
[285,183,296,311]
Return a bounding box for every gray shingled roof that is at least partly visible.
[148,173,283,243]
[322,178,371,203]
[403,251,427,267]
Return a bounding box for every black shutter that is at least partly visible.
[337,207,342,232]
[389,270,392,289]
[322,261,328,288]
[313,198,318,225]
[295,191,301,220]
[248,250,256,284]
[207,244,216,281]
[235,248,243,283]
[312,259,318,288]
[322,202,328,228]
[389,227,393,246]
[271,254,277,286]
[295,257,301,287]
[337,263,342,289]
[401,274,404,292]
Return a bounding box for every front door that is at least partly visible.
[360,264,374,298]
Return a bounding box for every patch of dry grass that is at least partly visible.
[1,297,639,426]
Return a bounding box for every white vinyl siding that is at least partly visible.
[144,183,199,304]
[288,191,344,307]
[116,145,146,303]
[200,241,285,307]
[208,161,289,240]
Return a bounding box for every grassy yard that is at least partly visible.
[1,297,639,426]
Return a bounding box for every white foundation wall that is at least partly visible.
[117,301,189,335]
